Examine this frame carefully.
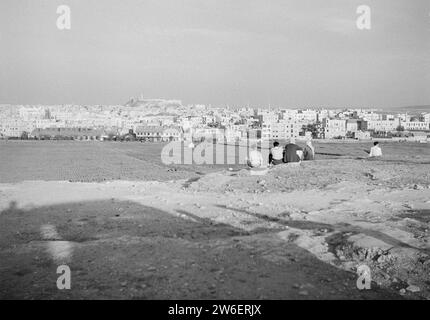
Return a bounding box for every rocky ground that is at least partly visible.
[0,141,429,299]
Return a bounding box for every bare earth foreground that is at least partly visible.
[0,141,429,299]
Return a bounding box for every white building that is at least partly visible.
[262,119,301,140]
[421,113,430,123]
[271,120,300,140]
[346,119,358,133]
[0,119,27,137]
[402,121,429,131]
[322,119,347,139]
[361,111,381,121]
[366,119,400,132]
[261,123,271,140]
[293,109,318,125]
[19,107,46,121]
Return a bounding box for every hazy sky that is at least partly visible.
[0,0,429,108]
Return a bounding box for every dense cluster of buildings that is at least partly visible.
[0,98,429,142]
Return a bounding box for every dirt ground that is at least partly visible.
[0,140,429,299]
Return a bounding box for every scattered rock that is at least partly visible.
[298,290,309,296]
[406,285,420,293]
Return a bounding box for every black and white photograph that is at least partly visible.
[0,0,429,306]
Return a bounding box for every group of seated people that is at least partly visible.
[247,138,315,168]
[247,140,383,169]
[268,139,315,165]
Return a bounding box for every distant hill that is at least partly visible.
[123,96,183,115]
[389,105,430,113]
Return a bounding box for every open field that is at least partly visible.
[0,140,429,299]
[0,140,429,183]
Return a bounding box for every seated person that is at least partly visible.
[283,138,303,163]
[303,140,315,161]
[269,141,284,165]
[247,144,264,168]
[369,141,382,157]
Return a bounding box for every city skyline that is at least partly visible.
[1,0,429,108]
[1,98,429,112]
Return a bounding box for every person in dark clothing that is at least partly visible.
[283,138,303,163]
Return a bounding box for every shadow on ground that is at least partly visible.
[0,200,402,300]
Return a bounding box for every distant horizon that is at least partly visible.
[0,100,429,112]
